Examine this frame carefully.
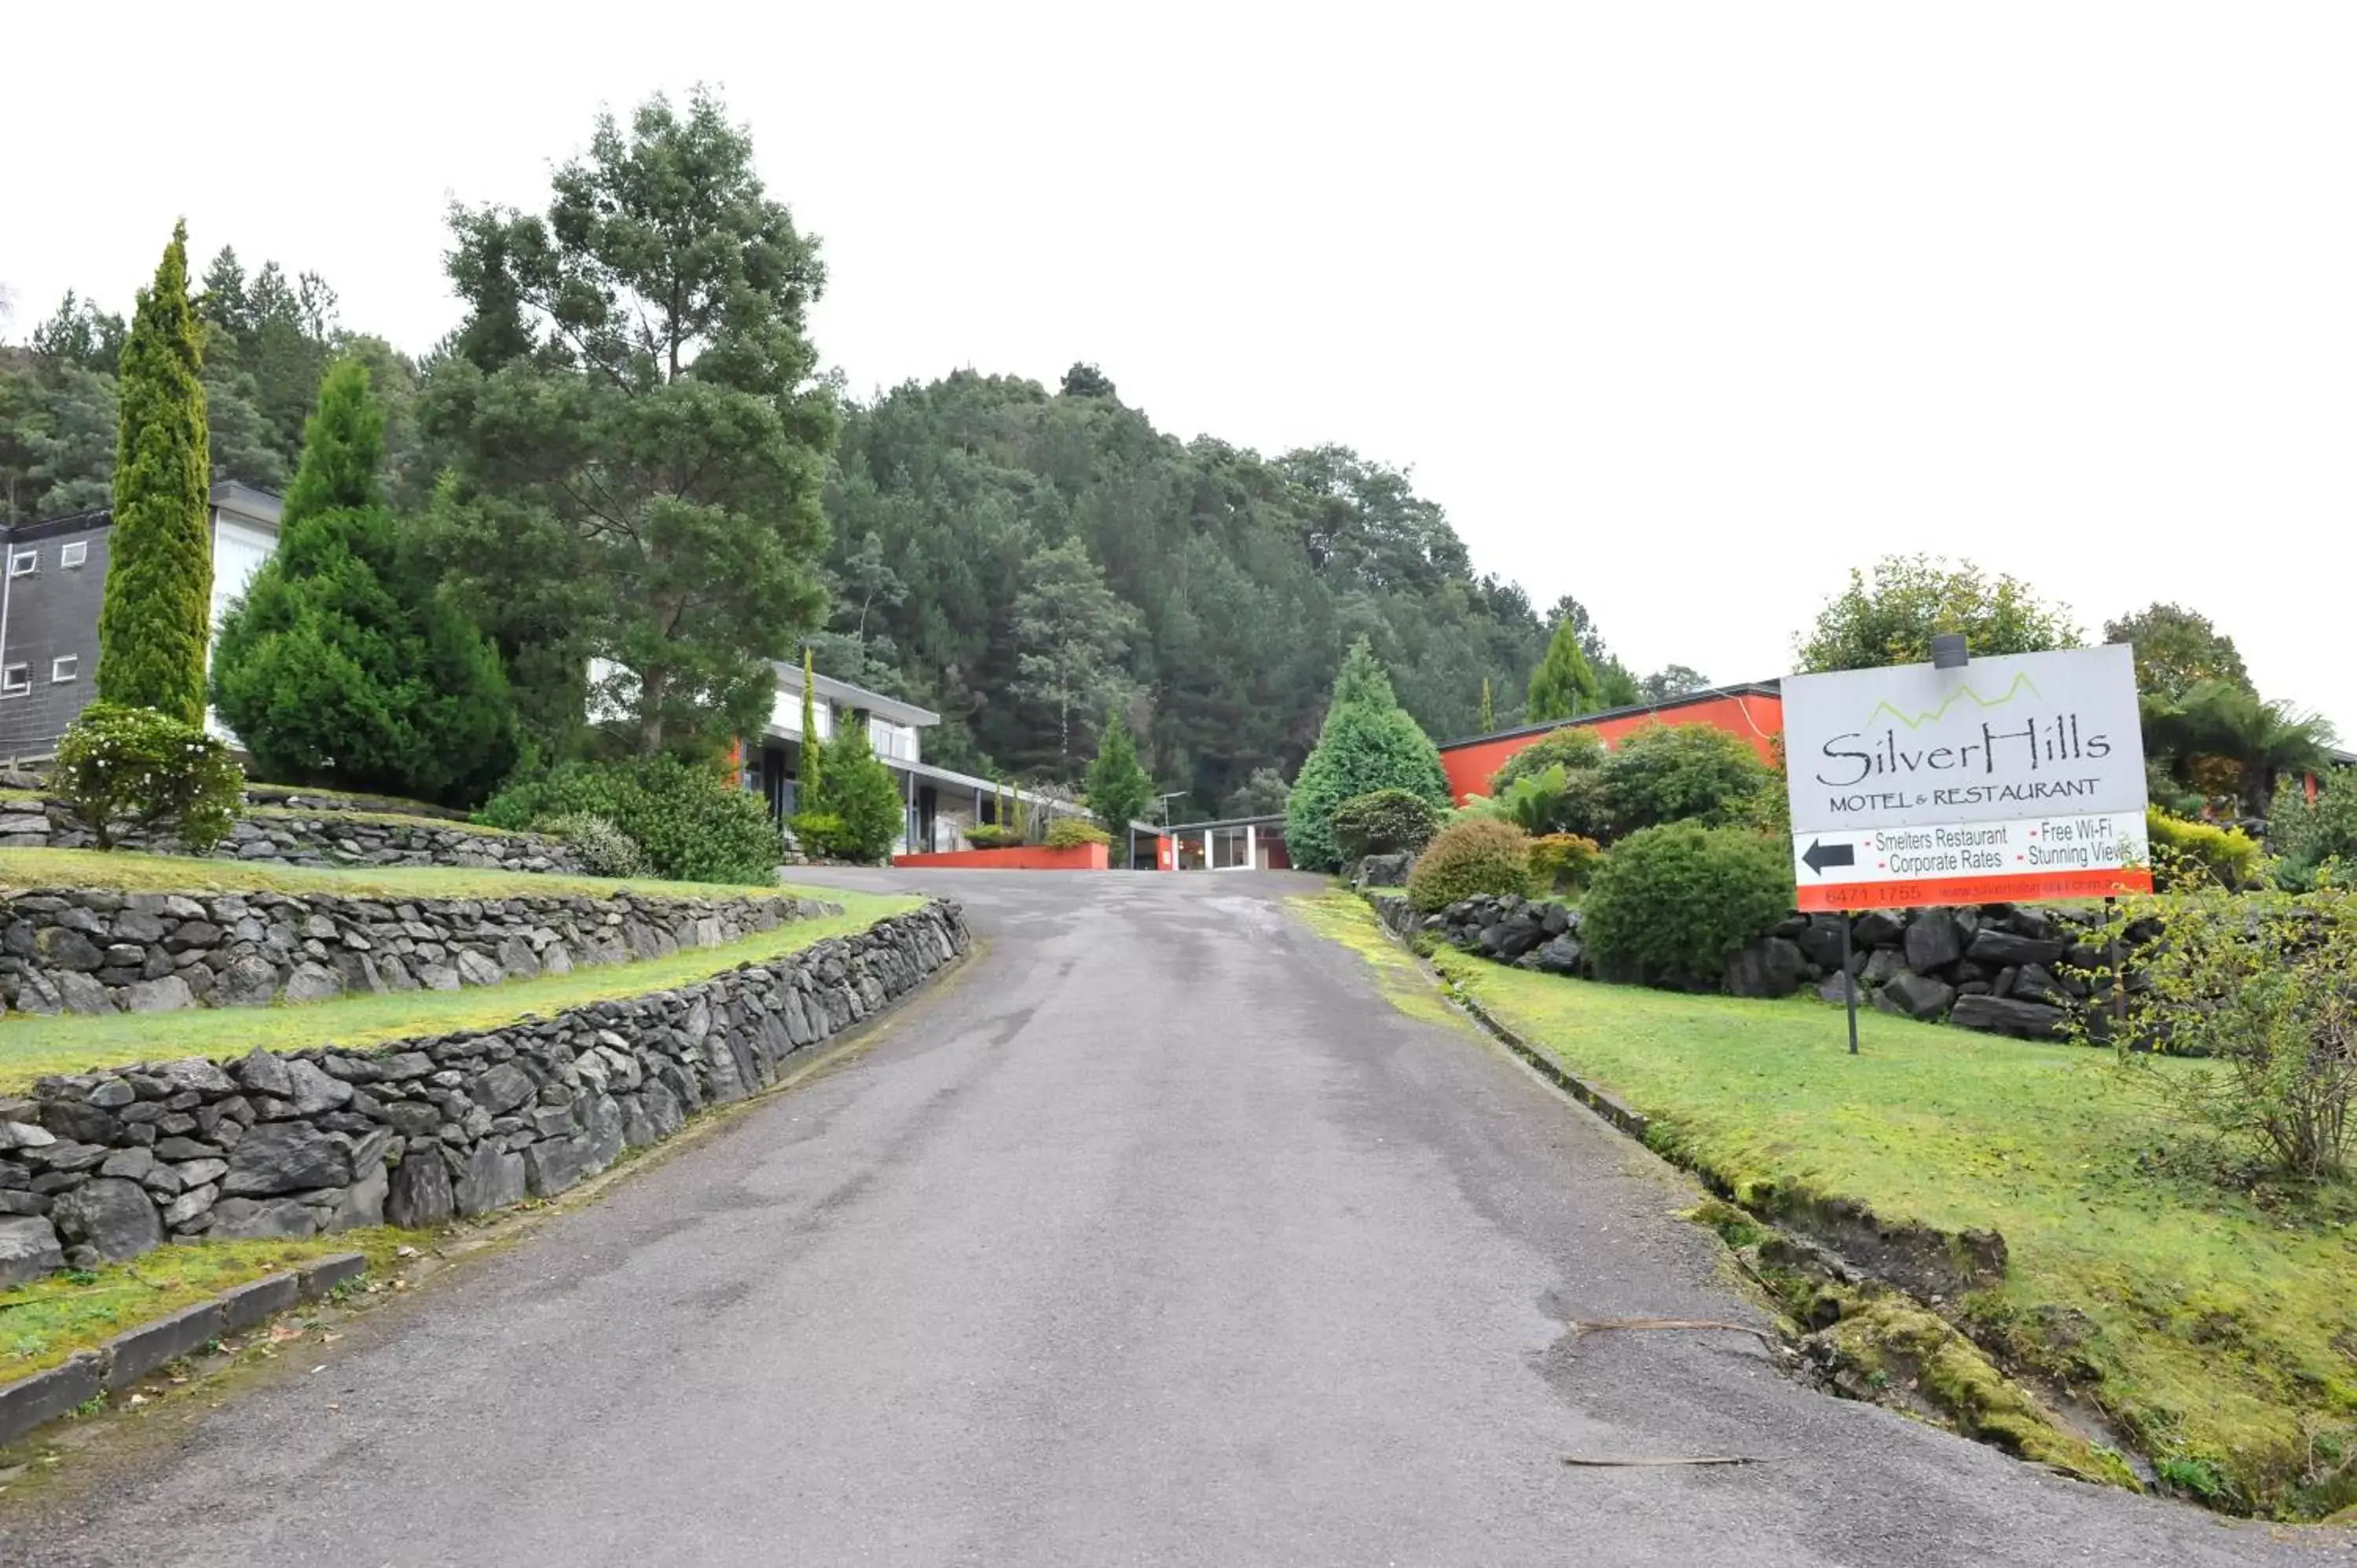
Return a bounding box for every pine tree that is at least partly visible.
[1285,638,1451,870]
[1478,676,1497,735]
[211,357,515,802]
[1084,709,1152,832]
[99,222,212,725]
[1527,617,1602,724]
[813,707,903,861]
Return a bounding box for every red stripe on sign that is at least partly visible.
[1795,868,2154,912]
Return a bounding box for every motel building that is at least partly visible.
[1157,813,1292,872]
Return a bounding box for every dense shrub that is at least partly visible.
[808,713,904,863]
[2092,884,2357,1179]
[1407,818,1534,913]
[1332,788,1446,861]
[1598,723,1776,836]
[787,811,846,856]
[1528,833,1604,896]
[530,812,651,879]
[1488,727,1607,793]
[53,702,245,852]
[1044,817,1113,848]
[2271,779,2357,892]
[962,822,1022,850]
[1286,638,1451,871]
[481,757,783,884]
[1581,822,1790,988]
[2146,808,2264,892]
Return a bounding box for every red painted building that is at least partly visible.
[1438,682,1785,804]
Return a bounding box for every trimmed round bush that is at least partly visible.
[961,822,1022,849]
[1582,822,1791,988]
[1044,817,1113,848]
[1332,788,1446,862]
[1599,722,1776,835]
[53,702,246,852]
[482,757,783,885]
[1488,727,1607,794]
[2146,807,2262,892]
[1407,817,1534,913]
[531,812,651,879]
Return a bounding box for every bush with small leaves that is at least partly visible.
[1044,817,1113,848]
[1407,817,1534,913]
[1598,722,1777,836]
[961,822,1023,850]
[482,757,783,884]
[1527,833,1604,896]
[1332,788,1446,862]
[2145,808,2264,892]
[1488,727,1607,793]
[1581,822,1791,988]
[530,812,651,879]
[786,811,846,857]
[52,702,245,852]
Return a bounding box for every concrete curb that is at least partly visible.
[0,1251,365,1448]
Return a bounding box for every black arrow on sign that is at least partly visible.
[1801,839,1856,877]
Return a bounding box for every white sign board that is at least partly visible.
[1778,644,2151,910]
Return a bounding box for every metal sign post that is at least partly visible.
[1839,912,1859,1054]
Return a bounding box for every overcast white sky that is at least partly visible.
[6,3,2352,736]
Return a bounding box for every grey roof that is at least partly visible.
[770,660,941,729]
[1158,813,1288,834]
[1438,680,1783,750]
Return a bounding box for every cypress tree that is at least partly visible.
[1527,617,1601,724]
[1285,638,1450,870]
[797,646,824,806]
[1084,708,1152,832]
[100,222,212,724]
[1478,676,1497,735]
[211,357,515,802]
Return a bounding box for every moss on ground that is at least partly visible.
[0,1229,427,1378]
[1288,890,1460,1028]
[0,889,918,1090]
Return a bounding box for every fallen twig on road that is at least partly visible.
[1562,1454,1777,1468]
[1569,1317,1777,1350]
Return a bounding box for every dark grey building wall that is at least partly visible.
[0,518,110,760]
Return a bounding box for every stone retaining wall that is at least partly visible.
[1378,891,2121,1042]
[0,899,968,1281]
[0,798,583,875]
[0,886,832,1017]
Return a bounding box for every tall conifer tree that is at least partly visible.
[100,222,212,724]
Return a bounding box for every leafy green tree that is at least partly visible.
[812,708,904,861]
[423,87,835,760]
[1639,665,1711,703]
[1796,554,2080,672]
[1222,767,1290,819]
[2104,603,2252,699]
[1285,638,1450,870]
[98,222,212,726]
[1488,727,1607,793]
[30,291,126,371]
[1527,617,1602,722]
[1593,654,1641,709]
[1599,722,1778,835]
[211,358,516,803]
[1009,538,1139,775]
[1084,708,1153,831]
[2141,680,2334,817]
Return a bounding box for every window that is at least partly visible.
[8,551,35,578]
[51,655,78,683]
[0,664,26,696]
[59,540,87,569]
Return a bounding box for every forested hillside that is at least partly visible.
[816,365,1575,813]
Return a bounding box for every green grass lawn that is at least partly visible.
[1413,929,2357,1518]
[0,1230,428,1380]
[0,888,918,1091]
[0,846,789,903]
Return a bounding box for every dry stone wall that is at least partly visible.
[0,899,967,1282]
[0,798,582,874]
[0,886,833,1017]
[1376,891,2120,1042]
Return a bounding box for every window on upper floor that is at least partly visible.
[8,550,35,578]
[52,655,78,683]
[59,540,87,569]
[0,664,26,696]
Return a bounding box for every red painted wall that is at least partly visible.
[891,843,1110,871]
[1439,691,1786,804]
